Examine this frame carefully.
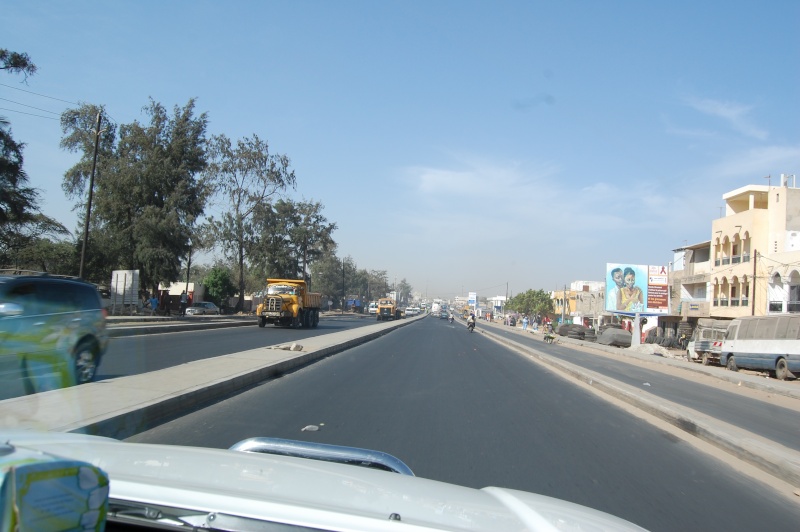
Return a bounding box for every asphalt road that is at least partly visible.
[485,325,800,452]
[128,316,800,532]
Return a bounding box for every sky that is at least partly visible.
[2,1,799,300]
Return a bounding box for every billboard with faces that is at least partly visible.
[605,264,668,314]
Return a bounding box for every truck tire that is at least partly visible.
[725,355,738,372]
[291,316,300,329]
[303,310,311,328]
[701,353,710,366]
[258,316,266,328]
[312,310,319,328]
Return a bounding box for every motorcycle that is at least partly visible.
[467,320,475,333]
[448,316,454,324]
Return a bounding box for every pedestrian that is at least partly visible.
[522,315,529,331]
[160,291,171,316]
[149,294,159,316]
[180,290,188,316]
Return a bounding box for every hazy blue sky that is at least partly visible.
[3,1,798,299]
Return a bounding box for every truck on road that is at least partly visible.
[377,297,402,321]
[256,279,321,329]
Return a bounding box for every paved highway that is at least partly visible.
[128,316,800,532]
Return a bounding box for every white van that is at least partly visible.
[720,315,800,380]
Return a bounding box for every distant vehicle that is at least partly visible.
[367,301,378,315]
[720,315,800,380]
[0,271,108,393]
[186,301,221,315]
[686,318,730,365]
[377,297,401,321]
[405,307,420,316]
[439,311,449,319]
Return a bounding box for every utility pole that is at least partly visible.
[752,250,757,316]
[79,111,102,279]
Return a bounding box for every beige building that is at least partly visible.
[673,174,800,321]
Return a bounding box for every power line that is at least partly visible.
[0,96,61,115]
[0,106,59,120]
[0,82,79,105]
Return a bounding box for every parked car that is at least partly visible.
[186,301,221,315]
[0,272,109,394]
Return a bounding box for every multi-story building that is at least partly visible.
[673,174,800,323]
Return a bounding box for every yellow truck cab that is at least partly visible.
[257,279,322,329]
[376,297,402,321]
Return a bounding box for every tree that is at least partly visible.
[61,99,209,291]
[506,289,553,317]
[249,198,336,281]
[204,266,237,308]
[0,50,37,78]
[204,134,296,310]
[1,49,68,267]
[396,278,413,305]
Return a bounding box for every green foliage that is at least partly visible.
[0,49,68,267]
[204,266,237,307]
[249,198,336,280]
[309,257,391,309]
[0,49,37,78]
[203,133,296,310]
[506,289,553,316]
[60,99,209,291]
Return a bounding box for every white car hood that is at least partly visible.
[2,431,647,531]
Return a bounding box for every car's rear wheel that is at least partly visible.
[725,355,738,372]
[74,340,98,385]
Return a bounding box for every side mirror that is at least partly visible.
[0,302,24,317]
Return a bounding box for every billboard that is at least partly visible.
[605,264,668,314]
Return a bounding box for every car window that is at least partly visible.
[2,282,38,315]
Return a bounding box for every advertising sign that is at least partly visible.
[605,263,668,314]
[468,291,477,309]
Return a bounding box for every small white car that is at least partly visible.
[185,301,221,315]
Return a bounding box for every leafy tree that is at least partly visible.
[396,278,413,305]
[506,289,553,317]
[0,49,68,267]
[203,134,296,311]
[204,266,237,307]
[0,50,37,78]
[249,198,336,281]
[61,99,209,291]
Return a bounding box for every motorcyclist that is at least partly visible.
[466,313,476,330]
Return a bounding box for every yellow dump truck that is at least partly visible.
[376,297,402,321]
[257,279,322,329]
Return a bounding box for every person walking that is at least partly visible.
[149,294,159,316]
[522,315,529,331]
[179,290,188,316]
